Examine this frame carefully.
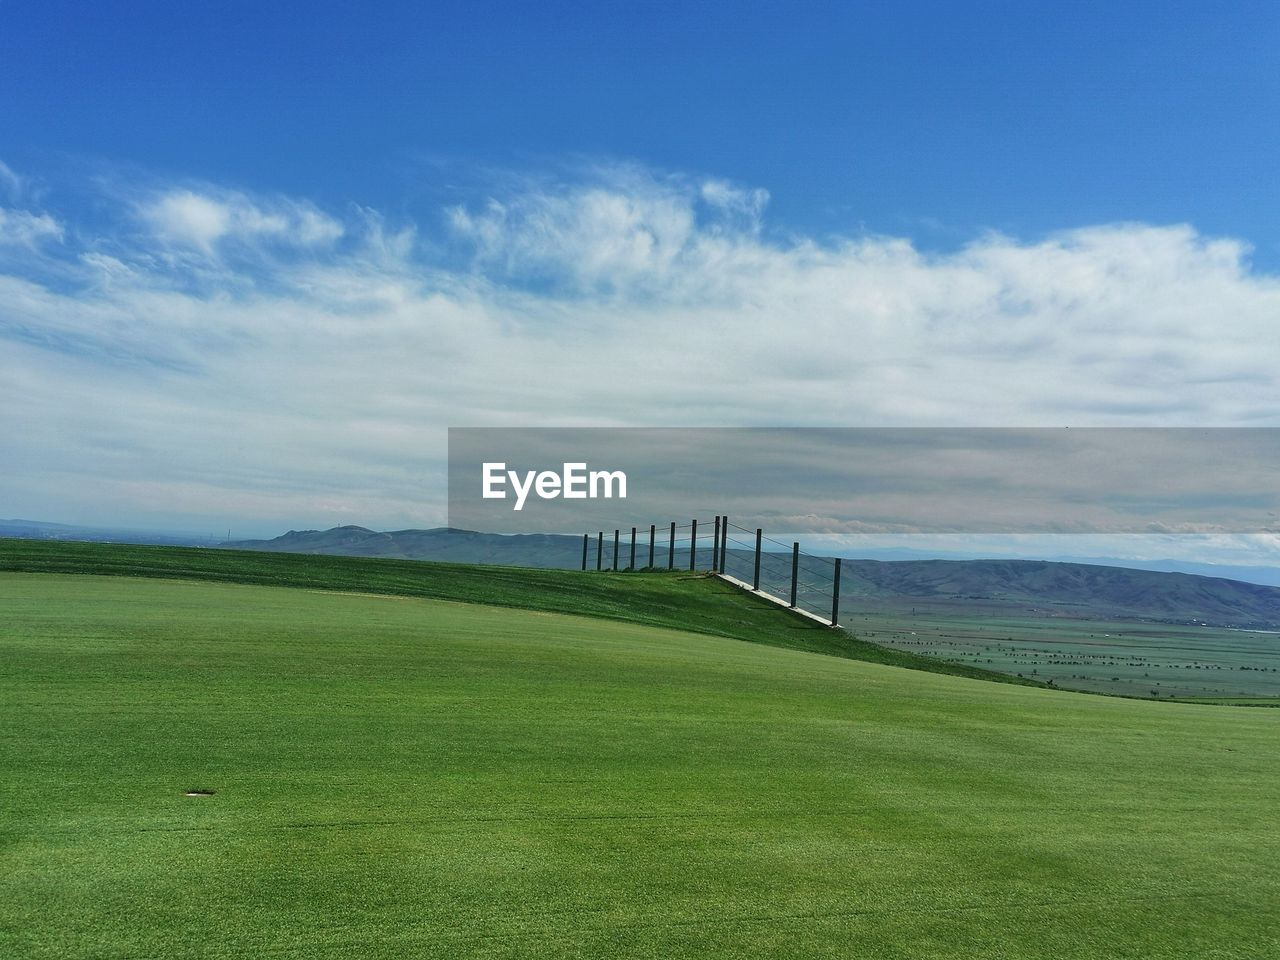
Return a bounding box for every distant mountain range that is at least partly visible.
[225,525,1280,629]
[801,545,1280,589]
[833,557,1280,628]
[229,525,586,568]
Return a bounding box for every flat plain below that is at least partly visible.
[848,600,1280,700]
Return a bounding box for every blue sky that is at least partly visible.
[1,1,1278,565]
[3,1,1277,262]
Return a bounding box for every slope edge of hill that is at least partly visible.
[0,538,1044,689]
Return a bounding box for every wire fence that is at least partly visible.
[581,517,842,626]
[582,521,718,575]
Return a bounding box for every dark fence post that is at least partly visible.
[613,530,620,571]
[790,541,799,608]
[629,527,636,570]
[712,516,721,572]
[690,519,698,571]
[668,522,675,569]
[648,524,655,568]
[596,531,603,570]
[831,558,842,627]
[720,515,729,573]
[753,528,762,589]
[581,533,588,571]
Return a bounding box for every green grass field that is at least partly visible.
[0,539,1044,688]
[2,551,1279,958]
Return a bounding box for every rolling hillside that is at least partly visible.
[228,526,1280,628]
[0,538,1039,687]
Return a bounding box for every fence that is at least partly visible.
[581,517,843,627]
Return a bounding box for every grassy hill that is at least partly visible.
[1,568,1277,959]
[0,539,1043,687]
[228,526,1280,628]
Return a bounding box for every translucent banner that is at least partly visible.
[447,428,1280,535]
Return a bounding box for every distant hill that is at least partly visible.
[226,526,1280,629]
[228,525,585,568]
[833,558,1280,628]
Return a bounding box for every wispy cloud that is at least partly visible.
[0,159,26,201]
[1,160,1278,543]
[138,187,344,255]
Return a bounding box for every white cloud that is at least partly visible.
[699,178,769,221]
[143,191,232,250]
[0,207,62,248]
[447,169,775,295]
[1,163,1279,545]
[139,187,344,254]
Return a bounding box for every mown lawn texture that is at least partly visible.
[1,572,1278,959]
[0,539,1044,687]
